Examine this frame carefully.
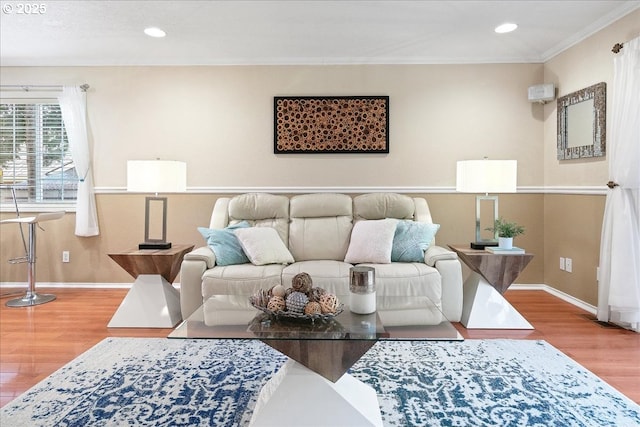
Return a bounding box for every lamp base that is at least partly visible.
[470,241,498,250]
[139,242,172,250]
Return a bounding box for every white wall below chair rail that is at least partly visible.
[0,282,596,315]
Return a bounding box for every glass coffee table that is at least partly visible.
[170,294,461,426]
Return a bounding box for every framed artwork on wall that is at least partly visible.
[274,96,389,154]
[557,82,606,160]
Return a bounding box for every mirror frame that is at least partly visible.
[557,82,606,160]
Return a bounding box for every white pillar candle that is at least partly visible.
[349,266,376,314]
[349,291,377,315]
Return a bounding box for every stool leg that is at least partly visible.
[6,223,56,307]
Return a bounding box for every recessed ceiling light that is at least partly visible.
[144,27,166,38]
[495,23,518,34]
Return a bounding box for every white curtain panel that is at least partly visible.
[597,36,640,332]
[58,86,100,237]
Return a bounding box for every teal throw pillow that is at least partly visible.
[198,221,250,266]
[391,221,440,263]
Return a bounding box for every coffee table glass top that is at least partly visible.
[169,294,461,341]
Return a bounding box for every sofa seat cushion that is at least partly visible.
[356,262,442,310]
[376,297,443,326]
[203,294,260,326]
[201,264,284,300]
[282,260,352,295]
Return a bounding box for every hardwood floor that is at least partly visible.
[1,287,638,409]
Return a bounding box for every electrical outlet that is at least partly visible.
[62,251,70,263]
[565,258,572,273]
[559,257,565,271]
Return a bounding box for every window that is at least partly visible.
[0,101,77,204]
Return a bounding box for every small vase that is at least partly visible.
[498,237,513,249]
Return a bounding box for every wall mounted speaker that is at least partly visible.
[528,83,555,103]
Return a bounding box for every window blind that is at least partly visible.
[0,102,77,203]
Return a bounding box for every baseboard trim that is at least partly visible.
[0,282,131,289]
[510,283,597,315]
[2,281,593,313]
[0,282,182,290]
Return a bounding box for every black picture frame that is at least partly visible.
[274,96,389,154]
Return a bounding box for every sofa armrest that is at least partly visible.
[424,245,457,267]
[184,246,216,268]
[424,245,462,322]
[180,246,215,319]
[432,258,463,322]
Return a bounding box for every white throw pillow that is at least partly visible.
[234,227,295,266]
[344,218,398,264]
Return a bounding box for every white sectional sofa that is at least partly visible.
[180,192,463,325]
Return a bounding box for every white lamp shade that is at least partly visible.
[127,160,187,193]
[456,160,517,193]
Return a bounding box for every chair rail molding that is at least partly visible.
[93,186,607,195]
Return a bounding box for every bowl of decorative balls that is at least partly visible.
[249,272,343,322]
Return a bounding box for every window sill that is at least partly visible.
[0,203,75,213]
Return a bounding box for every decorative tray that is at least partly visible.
[249,273,343,323]
[249,298,344,322]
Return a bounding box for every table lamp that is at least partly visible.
[127,160,186,250]
[456,159,517,249]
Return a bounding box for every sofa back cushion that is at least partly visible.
[289,193,353,261]
[228,193,290,244]
[353,193,416,221]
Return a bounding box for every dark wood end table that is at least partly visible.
[449,244,534,329]
[108,244,194,328]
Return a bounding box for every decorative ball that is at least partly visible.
[307,287,327,302]
[291,272,313,293]
[271,284,286,298]
[286,291,309,314]
[284,287,295,299]
[267,295,286,312]
[319,293,339,314]
[304,301,322,315]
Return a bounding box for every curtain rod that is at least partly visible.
[0,84,90,92]
[612,42,624,53]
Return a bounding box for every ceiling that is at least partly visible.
[1,1,638,66]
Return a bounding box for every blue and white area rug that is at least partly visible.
[1,338,639,426]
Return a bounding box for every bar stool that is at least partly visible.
[1,211,65,307]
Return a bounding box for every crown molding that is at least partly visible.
[541,1,640,62]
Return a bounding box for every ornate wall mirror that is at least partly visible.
[557,82,606,160]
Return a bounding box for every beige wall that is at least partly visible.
[541,10,639,305]
[543,9,640,187]
[1,62,546,287]
[1,10,638,309]
[1,194,216,284]
[1,63,544,189]
[0,193,544,285]
[544,195,606,304]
